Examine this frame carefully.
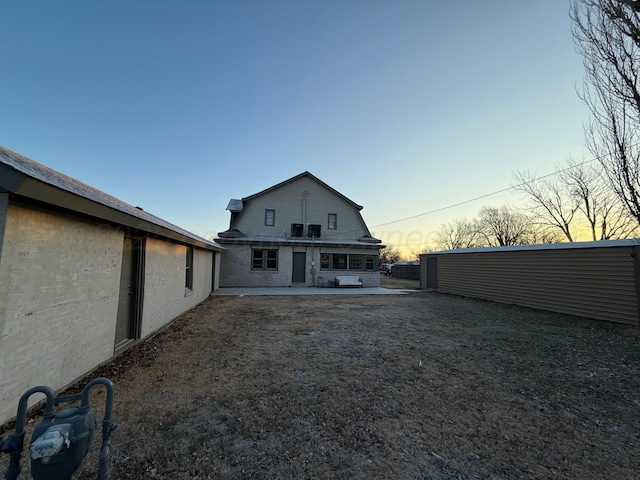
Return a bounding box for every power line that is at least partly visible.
[321,145,633,241]
[369,155,603,229]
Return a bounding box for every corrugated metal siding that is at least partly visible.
[428,246,638,325]
[419,254,428,288]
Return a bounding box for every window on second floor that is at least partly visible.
[265,209,275,226]
[328,213,337,229]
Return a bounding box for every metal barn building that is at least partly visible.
[420,240,640,325]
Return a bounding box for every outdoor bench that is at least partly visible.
[335,275,363,287]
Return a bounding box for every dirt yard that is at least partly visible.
[2,277,639,479]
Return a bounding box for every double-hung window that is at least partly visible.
[185,246,194,290]
[328,213,337,229]
[265,209,275,226]
[252,249,278,270]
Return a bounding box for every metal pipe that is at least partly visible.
[3,386,55,480]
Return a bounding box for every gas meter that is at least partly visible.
[1,377,115,480]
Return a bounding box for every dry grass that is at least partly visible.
[2,286,639,479]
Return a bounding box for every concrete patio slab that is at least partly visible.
[212,287,411,296]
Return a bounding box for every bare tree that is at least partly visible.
[410,246,435,259]
[512,170,580,242]
[525,226,565,244]
[571,0,640,226]
[433,219,482,250]
[477,205,533,246]
[560,157,638,239]
[379,245,403,264]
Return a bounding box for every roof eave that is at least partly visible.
[8,174,224,252]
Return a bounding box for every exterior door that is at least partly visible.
[292,252,306,283]
[115,237,143,351]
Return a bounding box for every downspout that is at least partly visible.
[302,199,306,230]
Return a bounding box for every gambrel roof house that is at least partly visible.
[216,171,383,288]
[0,146,224,423]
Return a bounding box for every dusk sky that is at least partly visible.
[1,1,589,255]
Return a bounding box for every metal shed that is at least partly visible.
[420,240,640,325]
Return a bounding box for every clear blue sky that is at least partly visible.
[1,0,588,253]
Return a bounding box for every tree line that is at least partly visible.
[432,156,639,251]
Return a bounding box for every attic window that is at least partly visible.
[328,213,337,229]
[308,224,321,238]
[291,223,304,237]
[265,209,275,226]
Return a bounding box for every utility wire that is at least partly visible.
[369,155,599,229]
[322,145,633,240]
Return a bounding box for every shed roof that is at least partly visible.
[0,146,223,251]
[423,239,640,255]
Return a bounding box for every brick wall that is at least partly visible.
[220,244,381,288]
[141,238,213,337]
[220,244,295,287]
[0,205,216,423]
[0,205,123,422]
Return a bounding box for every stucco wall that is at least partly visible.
[141,239,213,337]
[0,205,123,423]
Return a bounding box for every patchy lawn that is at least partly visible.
[2,288,639,479]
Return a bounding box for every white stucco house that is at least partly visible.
[216,171,383,288]
[0,146,224,423]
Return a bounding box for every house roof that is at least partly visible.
[241,171,363,211]
[0,146,224,251]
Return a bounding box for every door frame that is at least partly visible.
[292,251,306,283]
[115,235,145,351]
